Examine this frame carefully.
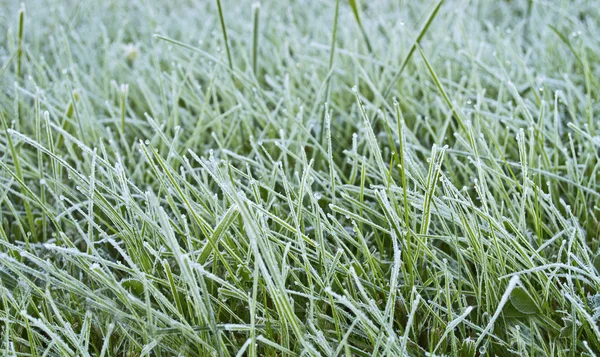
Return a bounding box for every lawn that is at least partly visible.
[1,0,600,355]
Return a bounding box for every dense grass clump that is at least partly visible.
[1,0,600,355]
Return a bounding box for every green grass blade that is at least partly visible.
[382,0,444,98]
[347,0,373,53]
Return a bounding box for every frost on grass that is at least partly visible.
[1,0,600,356]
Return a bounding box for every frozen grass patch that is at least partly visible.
[1,0,600,355]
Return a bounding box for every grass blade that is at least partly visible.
[382,0,444,98]
[348,0,373,53]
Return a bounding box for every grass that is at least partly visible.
[1,0,600,356]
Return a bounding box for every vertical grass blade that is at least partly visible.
[16,5,25,80]
[215,0,233,71]
[252,2,261,77]
[319,0,341,148]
